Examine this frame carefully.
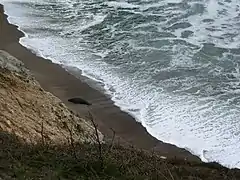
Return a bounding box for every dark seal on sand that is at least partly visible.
[68,97,92,106]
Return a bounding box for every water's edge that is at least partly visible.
[2,6,208,163]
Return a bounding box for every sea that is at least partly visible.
[2,0,240,168]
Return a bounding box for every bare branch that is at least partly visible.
[40,120,45,146]
[65,122,77,159]
[108,128,115,152]
[87,111,104,169]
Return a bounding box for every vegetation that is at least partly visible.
[1,131,240,180]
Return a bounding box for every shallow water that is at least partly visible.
[2,0,240,168]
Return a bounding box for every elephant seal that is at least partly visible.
[68,97,92,106]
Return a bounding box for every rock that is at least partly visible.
[68,97,92,106]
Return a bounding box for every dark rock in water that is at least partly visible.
[202,18,215,23]
[181,30,194,38]
[68,98,92,106]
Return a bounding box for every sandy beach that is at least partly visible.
[0,4,200,161]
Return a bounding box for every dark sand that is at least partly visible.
[0,4,200,161]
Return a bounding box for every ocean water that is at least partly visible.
[2,0,240,168]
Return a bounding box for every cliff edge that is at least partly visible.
[0,50,103,144]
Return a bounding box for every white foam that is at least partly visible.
[71,14,107,33]
[166,0,183,3]
[185,0,240,49]
[207,0,219,17]
[137,0,240,49]
[104,1,139,9]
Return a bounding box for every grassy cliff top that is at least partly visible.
[1,131,240,180]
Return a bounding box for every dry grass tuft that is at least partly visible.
[0,131,240,180]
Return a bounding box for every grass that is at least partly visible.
[0,131,240,180]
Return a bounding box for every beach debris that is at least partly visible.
[68,97,92,106]
[160,156,167,160]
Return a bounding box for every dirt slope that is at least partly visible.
[0,50,103,144]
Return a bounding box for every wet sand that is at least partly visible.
[0,4,200,161]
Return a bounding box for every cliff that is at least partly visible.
[0,50,103,144]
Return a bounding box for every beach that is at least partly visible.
[0,3,200,162]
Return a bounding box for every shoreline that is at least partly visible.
[0,4,201,162]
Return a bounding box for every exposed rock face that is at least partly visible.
[0,50,103,144]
